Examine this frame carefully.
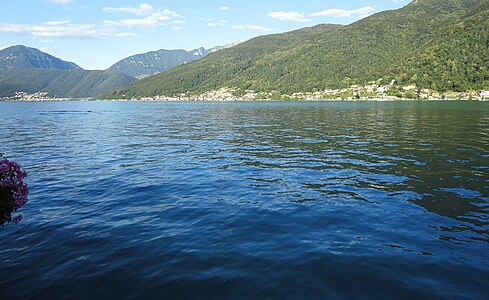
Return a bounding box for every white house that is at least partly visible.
[480,90,489,100]
[402,85,417,91]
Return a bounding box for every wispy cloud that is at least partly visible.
[232,24,272,31]
[268,11,311,23]
[171,20,186,25]
[220,6,229,11]
[200,17,226,27]
[42,20,71,26]
[311,6,375,18]
[48,0,75,5]
[207,21,227,27]
[0,21,110,38]
[103,4,183,29]
[114,32,137,37]
[103,3,154,16]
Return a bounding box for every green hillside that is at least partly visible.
[107,0,488,99]
[390,6,489,92]
[0,69,136,98]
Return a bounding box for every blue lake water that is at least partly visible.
[1,101,488,299]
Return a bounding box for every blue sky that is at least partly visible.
[0,0,408,70]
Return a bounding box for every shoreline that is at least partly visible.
[1,98,488,102]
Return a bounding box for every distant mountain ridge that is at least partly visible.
[107,43,239,79]
[107,47,209,79]
[0,42,240,99]
[106,0,488,99]
[0,46,135,98]
[0,45,80,72]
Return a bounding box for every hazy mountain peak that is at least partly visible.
[0,45,81,72]
[192,47,208,56]
[107,42,240,78]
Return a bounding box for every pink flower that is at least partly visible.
[0,158,29,226]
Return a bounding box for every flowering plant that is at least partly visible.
[0,156,28,226]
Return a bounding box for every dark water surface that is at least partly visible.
[1,101,488,299]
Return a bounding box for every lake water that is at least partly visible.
[1,101,488,299]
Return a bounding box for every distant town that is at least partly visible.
[2,92,85,101]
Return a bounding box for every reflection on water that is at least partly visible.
[0,101,488,298]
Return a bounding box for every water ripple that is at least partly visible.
[1,101,488,299]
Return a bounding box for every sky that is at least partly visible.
[0,0,409,70]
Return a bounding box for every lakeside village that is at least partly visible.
[3,82,489,101]
[143,82,489,101]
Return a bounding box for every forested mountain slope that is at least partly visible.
[107,0,488,98]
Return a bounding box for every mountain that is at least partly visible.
[107,43,239,79]
[0,45,81,72]
[0,46,136,98]
[0,68,136,98]
[107,48,209,79]
[0,41,241,99]
[107,0,488,99]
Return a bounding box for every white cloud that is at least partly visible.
[200,17,226,27]
[268,11,311,23]
[0,21,110,38]
[311,6,375,18]
[207,19,227,27]
[106,8,183,29]
[42,20,71,26]
[115,32,137,37]
[171,26,183,31]
[48,0,75,4]
[220,6,229,11]
[103,3,154,16]
[117,17,157,28]
[232,24,272,31]
[103,3,184,29]
[102,20,120,26]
